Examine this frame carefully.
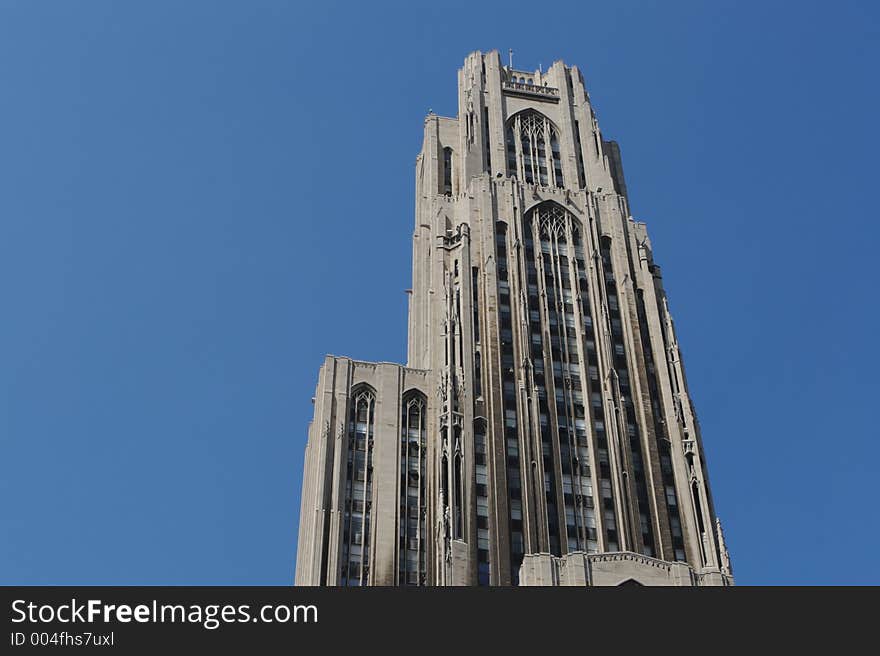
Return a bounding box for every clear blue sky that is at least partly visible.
[1,1,878,585]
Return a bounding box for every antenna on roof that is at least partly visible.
[508,48,514,69]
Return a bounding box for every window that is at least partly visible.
[342,387,376,586]
[511,531,524,554]
[505,111,565,188]
[442,147,453,196]
[398,392,427,586]
[478,561,490,585]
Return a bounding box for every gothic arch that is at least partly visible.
[349,382,377,399]
[520,198,600,556]
[402,387,428,403]
[524,201,583,238]
[340,383,377,587]
[505,110,565,187]
[442,146,454,196]
[506,109,562,141]
[399,389,427,585]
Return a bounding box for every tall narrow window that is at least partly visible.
[505,125,517,178]
[483,106,492,173]
[473,266,482,399]
[442,147,453,196]
[342,387,376,586]
[496,220,524,583]
[524,202,596,557]
[574,120,586,189]
[399,393,427,585]
[474,419,491,585]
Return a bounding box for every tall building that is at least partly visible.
[295,50,733,587]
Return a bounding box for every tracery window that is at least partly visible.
[506,111,564,188]
[524,202,598,556]
[341,387,375,586]
[398,392,427,585]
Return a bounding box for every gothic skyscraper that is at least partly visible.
[295,50,733,587]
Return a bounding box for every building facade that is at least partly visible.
[294,50,733,587]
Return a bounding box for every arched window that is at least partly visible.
[399,392,427,585]
[341,386,375,586]
[442,147,453,196]
[505,110,565,188]
[523,202,598,557]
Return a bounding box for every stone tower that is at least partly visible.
[294,50,733,587]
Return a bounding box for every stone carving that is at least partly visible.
[437,372,448,402]
[454,372,465,401]
[588,551,673,572]
[442,505,451,563]
[716,518,732,576]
